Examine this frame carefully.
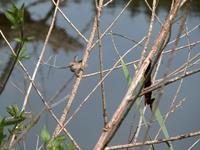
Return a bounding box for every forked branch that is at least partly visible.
[94,0,182,149]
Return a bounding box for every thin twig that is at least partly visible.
[53,0,136,137]
[155,7,191,140]
[83,60,140,78]
[188,138,200,150]
[168,23,200,45]
[103,0,114,7]
[108,32,144,46]
[65,37,146,126]
[131,106,147,149]
[142,5,188,148]
[91,0,133,50]
[51,0,88,42]
[138,0,157,67]
[96,0,108,126]
[52,0,105,137]
[105,130,200,150]
[82,40,200,78]
[94,1,181,149]
[22,0,60,111]
[141,67,200,97]
[0,2,81,149]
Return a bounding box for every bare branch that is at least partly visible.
[105,130,200,150]
[96,0,108,126]
[94,1,182,149]
[22,0,60,111]
[52,0,105,137]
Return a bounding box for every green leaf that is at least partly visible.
[0,117,25,126]
[133,63,138,71]
[5,3,25,29]
[19,47,30,60]
[134,63,173,149]
[5,12,16,25]
[114,49,155,147]
[47,135,66,150]
[52,135,65,146]
[113,45,132,85]
[10,3,18,13]
[41,126,50,144]
[14,37,23,43]
[18,4,25,23]
[67,143,74,150]
[153,105,173,149]
[121,60,132,85]
[7,105,19,117]
[15,36,34,43]
[26,36,35,41]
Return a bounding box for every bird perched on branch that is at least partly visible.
[69,56,83,77]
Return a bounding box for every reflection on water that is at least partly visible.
[0,3,83,95]
[0,8,83,52]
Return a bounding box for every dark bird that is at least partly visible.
[144,62,155,110]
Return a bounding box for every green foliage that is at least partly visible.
[5,3,32,62]
[153,106,173,149]
[121,59,132,85]
[41,126,51,144]
[48,136,66,150]
[6,105,25,119]
[13,37,32,61]
[5,3,25,29]
[0,105,25,146]
[40,126,74,150]
[14,36,34,43]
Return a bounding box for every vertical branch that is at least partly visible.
[51,0,88,43]
[138,0,157,68]
[63,37,146,126]
[154,1,190,140]
[53,0,105,137]
[94,0,181,149]
[129,106,147,149]
[142,1,188,147]
[96,0,108,126]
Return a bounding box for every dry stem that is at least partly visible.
[94,0,181,149]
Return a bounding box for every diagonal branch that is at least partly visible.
[105,130,200,150]
[94,0,182,149]
[52,0,105,137]
[22,0,60,111]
